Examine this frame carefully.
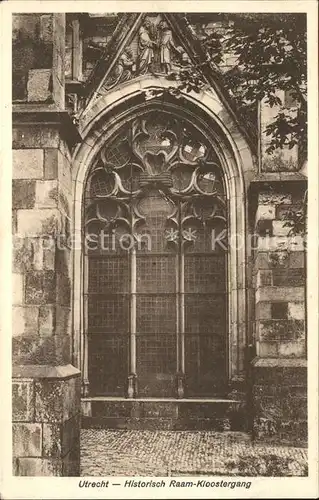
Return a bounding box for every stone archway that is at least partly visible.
[71,76,255,398]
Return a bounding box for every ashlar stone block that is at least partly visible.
[13,423,42,457]
[12,380,34,421]
[17,457,62,476]
[288,302,305,320]
[13,273,24,305]
[35,180,58,209]
[13,149,44,180]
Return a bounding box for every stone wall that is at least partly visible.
[259,91,299,172]
[251,179,307,445]
[12,118,81,475]
[12,12,81,476]
[12,366,80,475]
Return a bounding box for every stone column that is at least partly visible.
[12,13,82,476]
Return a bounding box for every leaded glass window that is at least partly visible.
[84,111,227,397]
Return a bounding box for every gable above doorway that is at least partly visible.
[65,13,257,154]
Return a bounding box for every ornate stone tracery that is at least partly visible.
[83,111,228,398]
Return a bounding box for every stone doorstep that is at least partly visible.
[81,416,247,432]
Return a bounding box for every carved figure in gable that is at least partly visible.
[137,19,157,74]
[158,20,180,74]
[100,46,136,94]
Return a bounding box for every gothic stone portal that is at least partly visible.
[84,111,228,398]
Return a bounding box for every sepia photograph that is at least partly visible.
[1,1,318,498]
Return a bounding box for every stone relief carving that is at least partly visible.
[96,17,192,97]
[99,46,136,94]
[137,19,157,74]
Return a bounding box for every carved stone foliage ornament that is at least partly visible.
[85,112,227,252]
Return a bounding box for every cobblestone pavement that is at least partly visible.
[81,430,308,476]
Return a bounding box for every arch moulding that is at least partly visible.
[71,76,255,395]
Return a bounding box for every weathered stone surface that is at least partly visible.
[12,149,44,179]
[13,237,34,272]
[251,357,307,446]
[262,149,298,173]
[289,251,305,268]
[13,273,24,305]
[254,252,269,270]
[12,305,39,337]
[25,270,56,304]
[258,342,278,357]
[13,423,42,457]
[254,394,307,421]
[288,302,305,320]
[55,305,71,336]
[272,220,290,237]
[256,270,272,288]
[256,219,273,237]
[258,193,292,205]
[40,14,53,42]
[56,273,71,306]
[12,380,34,421]
[13,127,60,149]
[271,302,288,319]
[258,319,305,341]
[17,208,60,237]
[278,342,305,357]
[42,423,62,457]
[35,180,58,208]
[27,69,52,102]
[62,414,81,458]
[12,364,80,379]
[252,361,307,386]
[12,210,18,233]
[38,305,55,336]
[256,205,276,221]
[268,251,289,268]
[43,244,56,270]
[256,286,305,303]
[62,444,81,476]
[253,417,307,446]
[13,236,53,272]
[17,457,62,476]
[34,376,80,423]
[257,235,304,252]
[35,380,64,422]
[43,149,58,179]
[272,268,305,287]
[12,180,36,209]
[63,376,81,421]
[255,302,272,320]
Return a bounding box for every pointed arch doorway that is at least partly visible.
[83,107,229,399]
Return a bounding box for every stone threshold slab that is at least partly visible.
[82,397,242,403]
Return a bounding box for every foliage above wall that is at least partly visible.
[178,13,307,159]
